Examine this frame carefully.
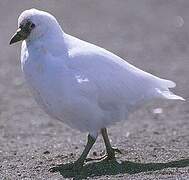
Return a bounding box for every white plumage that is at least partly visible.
[10,9,185,167]
[16,9,184,137]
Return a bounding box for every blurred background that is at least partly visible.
[0,0,188,179]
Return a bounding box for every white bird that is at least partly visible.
[10,9,184,169]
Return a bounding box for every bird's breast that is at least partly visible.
[21,50,81,121]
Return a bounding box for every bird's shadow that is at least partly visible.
[49,158,189,179]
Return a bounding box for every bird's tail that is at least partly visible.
[154,79,185,101]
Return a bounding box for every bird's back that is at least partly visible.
[66,34,182,100]
[62,34,183,126]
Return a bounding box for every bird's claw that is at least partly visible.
[105,147,122,160]
[85,155,107,162]
[85,147,122,162]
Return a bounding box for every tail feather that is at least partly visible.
[155,79,185,101]
[161,79,176,88]
[156,88,185,100]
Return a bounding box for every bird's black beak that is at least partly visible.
[9,27,29,45]
[10,20,35,45]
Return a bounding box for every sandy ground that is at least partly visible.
[0,0,188,179]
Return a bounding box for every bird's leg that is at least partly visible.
[65,134,96,170]
[101,128,122,160]
[75,134,96,165]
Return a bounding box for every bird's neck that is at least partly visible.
[26,31,69,58]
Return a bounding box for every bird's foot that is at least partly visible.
[85,147,122,162]
[85,155,107,162]
[105,147,122,160]
[112,147,122,155]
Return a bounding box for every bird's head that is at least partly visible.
[10,9,62,45]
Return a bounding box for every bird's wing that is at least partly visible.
[65,35,184,112]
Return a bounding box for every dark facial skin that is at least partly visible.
[10,20,35,45]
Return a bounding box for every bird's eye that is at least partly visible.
[30,22,35,29]
[25,21,35,29]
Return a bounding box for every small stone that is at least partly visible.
[152,154,157,158]
[153,108,163,114]
[43,150,50,154]
[153,131,160,135]
[93,151,97,156]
